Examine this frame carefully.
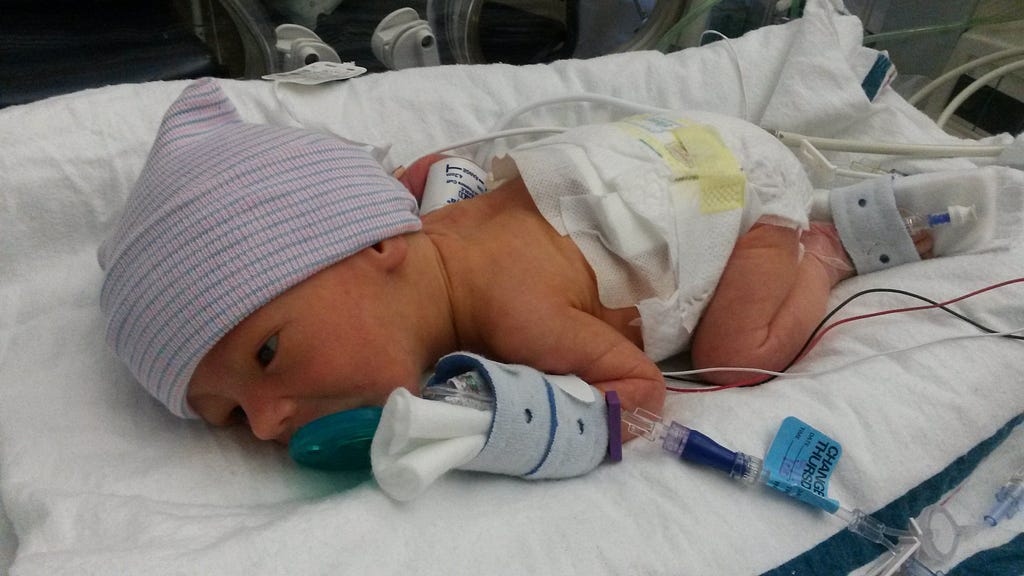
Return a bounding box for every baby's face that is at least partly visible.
[186,254,421,444]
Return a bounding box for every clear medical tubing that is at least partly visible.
[421,370,494,411]
[861,14,1022,46]
[984,464,1024,526]
[623,408,766,484]
[773,131,1005,158]
[901,205,976,235]
[655,0,726,52]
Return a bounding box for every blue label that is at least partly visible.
[763,416,842,513]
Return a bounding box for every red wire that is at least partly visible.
[666,276,1024,394]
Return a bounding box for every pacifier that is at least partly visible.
[288,407,382,471]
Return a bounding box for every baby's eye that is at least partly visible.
[256,334,278,367]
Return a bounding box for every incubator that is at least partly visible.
[185,0,802,75]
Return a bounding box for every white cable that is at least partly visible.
[474,93,674,165]
[835,167,886,180]
[774,130,1006,157]
[908,46,1024,106]
[937,58,1024,129]
[700,30,750,122]
[422,126,568,157]
[661,324,1024,383]
[491,93,673,133]
[423,85,1008,171]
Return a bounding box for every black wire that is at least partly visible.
[664,285,1023,387]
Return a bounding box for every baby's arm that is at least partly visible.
[490,302,666,418]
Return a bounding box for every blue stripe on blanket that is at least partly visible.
[761,414,1024,576]
[861,53,893,101]
[948,533,1024,576]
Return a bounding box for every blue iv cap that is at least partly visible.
[288,407,383,471]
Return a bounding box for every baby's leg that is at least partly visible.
[690,223,855,384]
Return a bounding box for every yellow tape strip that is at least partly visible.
[671,125,746,214]
[617,120,694,180]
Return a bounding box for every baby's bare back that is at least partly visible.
[421,177,665,415]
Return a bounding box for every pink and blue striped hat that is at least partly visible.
[98,78,421,418]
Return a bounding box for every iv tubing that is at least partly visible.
[773,130,1005,157]
[655,0,726,52]
[862,16,1023,45]
[424,92,1006,170]
[473,94,672,165]
[937,59,1024,128]
[908,46,1024,106]
[423,127,567,157]
[489,93,672,135]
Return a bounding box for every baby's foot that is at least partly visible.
[801,222,855,286]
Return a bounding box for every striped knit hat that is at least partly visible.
[98,78,421,418]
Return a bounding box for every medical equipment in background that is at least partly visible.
[188,0,812,75]
[910,20,1024,137]
[847,0,985,80]
[424,0,690,65]
[184,0,343,76]
[274,23,342,70]
[844,0,1024,137]
[371,8,441,70]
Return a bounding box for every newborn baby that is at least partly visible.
[100,78,927,444]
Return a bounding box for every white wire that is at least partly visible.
[835,167,887,180]
[908,46,1024,106]
[699,30,750,122]
[421,75,1009,170]
[421,127,568,157]
[937,58,1024,129]
[490,93,673,133]
[661,324,1024,383]
[473,93,674,165]
[774,130,1006,157]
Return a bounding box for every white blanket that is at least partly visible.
[1,2,1022,574]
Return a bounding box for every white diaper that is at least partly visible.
[493,112,812,361]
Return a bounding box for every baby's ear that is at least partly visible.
[368,235,409,272]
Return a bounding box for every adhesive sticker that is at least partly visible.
[671,125,745,214]
[763,416,843,513]
[262,61,366,85]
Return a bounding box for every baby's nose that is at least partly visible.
[244,396,297,443]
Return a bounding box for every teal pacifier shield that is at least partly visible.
[289,407,382,471]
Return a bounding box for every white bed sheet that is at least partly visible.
[2,2,1022,574]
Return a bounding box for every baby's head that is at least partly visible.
[98,78,422,427]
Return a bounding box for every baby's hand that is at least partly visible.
[393,154,449,200]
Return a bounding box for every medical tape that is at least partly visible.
[671,125,746,214]
[615,115,745,214]
[616,115,694,179]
